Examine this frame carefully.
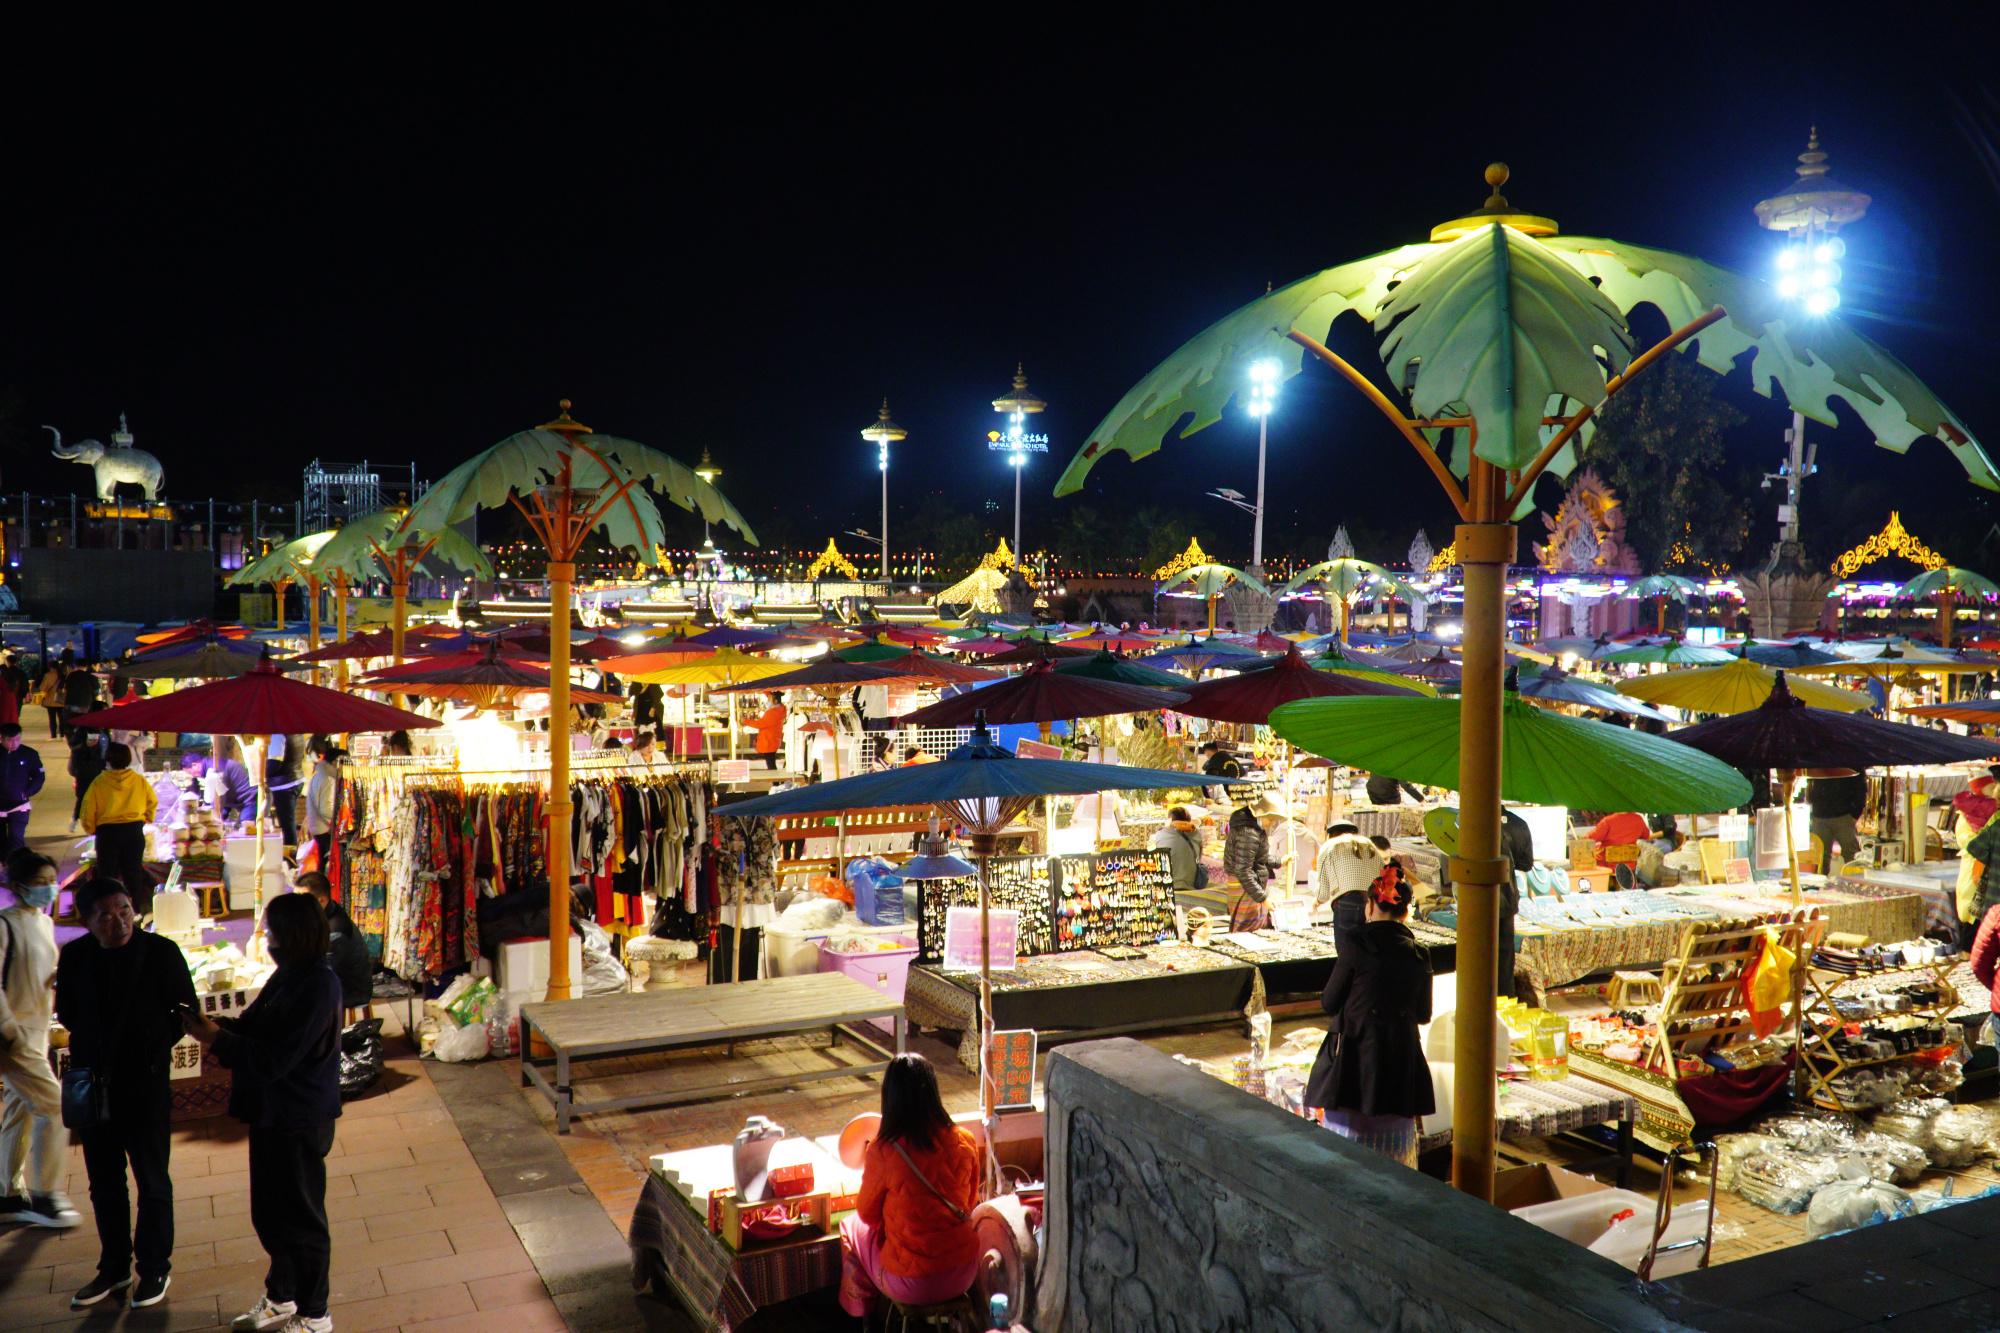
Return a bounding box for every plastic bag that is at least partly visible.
[1872,1097,1949,1155]
[1735,1153,1843,1215]
[338,1019,385,1099]
[1931,1105,2000,1167]
[579,921,629,998]
[1759,1112,1860,1156]
[1714,1134,1779,1192]
[1807,1174,1913,1238]
[1843,1132,1929,1185]
[446,977,499,1028]
[777,896,846,932]
[486,994,519,1059]
[433,1020,490,1063]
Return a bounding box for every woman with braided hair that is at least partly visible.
[1304,864,1435,1166]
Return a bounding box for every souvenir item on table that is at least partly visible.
[733,1115,786,1202]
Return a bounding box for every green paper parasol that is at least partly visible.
[1268,694,1751,813]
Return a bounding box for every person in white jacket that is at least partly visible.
[0,848,80,1228]
[302,739,342,872]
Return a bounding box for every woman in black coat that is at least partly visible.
[1305,868,1434,1166]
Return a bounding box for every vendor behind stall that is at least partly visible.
[839,1054,980,1320]
[1807,771,1868,862]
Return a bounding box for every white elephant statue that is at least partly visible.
[46,418,165,501]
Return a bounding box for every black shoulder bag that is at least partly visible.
[61,945,150,1131]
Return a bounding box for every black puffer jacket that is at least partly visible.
[1305,919,1436,1117]
[1222,806,1274,902]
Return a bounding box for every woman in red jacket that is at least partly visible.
[1971,903,2000,1051]
[838,1054,981,1318]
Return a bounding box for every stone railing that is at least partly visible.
[1035,1039,1689,1332]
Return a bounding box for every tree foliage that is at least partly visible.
[1580,354,1751,571]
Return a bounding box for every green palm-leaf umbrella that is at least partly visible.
[1060,163,1996,1202]
[1625,574,1706,634]
[1897,566,2000,648]
[1269,694,1751,814]
[316,509,494,664]
[393,401,753,1003]
[1158,563,1268,634]
[227,530,339,640]
[1282,558,1418,642]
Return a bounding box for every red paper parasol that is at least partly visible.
[133,619,251,653]
[71,660,438,735]
[357,643,621,707]
[950,636,1028,656]
[871,649,1004,686]
[980,639,1095,667]
[1175,645,1417,724]
[714,658,923,693]
[897,660,1185,726]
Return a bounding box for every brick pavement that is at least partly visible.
[0,1037,566,1332]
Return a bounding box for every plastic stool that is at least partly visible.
[885,1295,973,1332]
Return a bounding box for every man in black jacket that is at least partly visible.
[1808,771,1869,861]
[54,877,198,1310]
[295,873,373,1017]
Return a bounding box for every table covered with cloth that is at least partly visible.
[905,945,1256,1070]
[1510,885,1926,995]
[628,1158,846,1331]
[1850,864,1962,935]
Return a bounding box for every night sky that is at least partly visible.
[6,20,1998,571]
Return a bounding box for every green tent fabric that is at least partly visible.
[1268,694,1751,813]
[1051,649,1192,690]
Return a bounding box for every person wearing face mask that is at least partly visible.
[54,877,198,1310]
[0,850,80,1229]
[184,891,342,1333]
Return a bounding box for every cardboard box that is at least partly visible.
[1491,1163,1611,1213]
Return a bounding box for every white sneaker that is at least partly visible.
[233,1296,297,1331]
[281,1316,332,1333]
[20,1194,81,1229]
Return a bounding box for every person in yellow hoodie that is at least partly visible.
[80,742,158,914]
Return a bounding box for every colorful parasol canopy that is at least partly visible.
[718,720,1242,818]
[715,657,924,694]
[117,645,314,681]
[1624,574,1705,602]
[1739,641,1845,669]
[1397,650,1463,683]
[1596,639,1735,666]
[287,626,455,663]
[1136,635,1259,675]
[1902,698,2000,726]
[1052,650,1194,691]
[681,624,804,651]
[947,635,1024,657]
[1668,674,2000,774]
[134,620,252,653]
[897,661,1185,727]
[356,642,622,707]
[1229,644,1435,695]
[1269,694,1752,813]
[623,645,792,688]
[1509,666,1674,721]
[1068,630,1167,652]
[868,649,1003,686]
[70,660,439,736]
[980,639,1096,666]
[1796,640,1995,677]
[834,636,920,663]
[1616,656,1871,715]
[1175,646,1418,724]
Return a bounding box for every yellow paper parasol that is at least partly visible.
[624,647,798,759]
[1617,657,1872,714]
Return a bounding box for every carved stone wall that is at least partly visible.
[1035,1040,1689,1333]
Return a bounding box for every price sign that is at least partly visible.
[1015,738,1062,761]
[1717,812,1750,843]
[714,760,751,784]
[943,906,1019,973]
[988,1028,1038,1109]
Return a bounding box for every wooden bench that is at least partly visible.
[518,972,905,1133]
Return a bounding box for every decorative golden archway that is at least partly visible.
[1831,511,1945,578]
[1154,536,1212,581]
[806,538,860,581]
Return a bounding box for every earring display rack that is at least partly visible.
[914,850,1175,963]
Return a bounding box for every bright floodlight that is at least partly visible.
[1247,357,1282,419]
[1776,273,1801,299]
[1775,246,1801,271]
[1803,288,1839,317]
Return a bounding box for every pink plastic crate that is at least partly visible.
[817,936,916,1035]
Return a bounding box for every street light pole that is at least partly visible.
[860,400,906,581]
[990,364,1047,566]
[1247,358,1281,570]
[1755,128,1869,544]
